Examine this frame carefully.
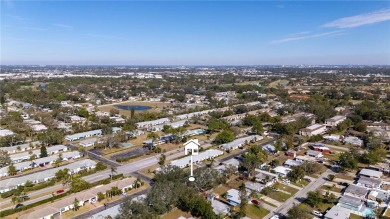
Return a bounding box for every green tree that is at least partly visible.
[338,151,358,170]
[306,191,323,207]
[251,121,264,135]
[214,129,235,144]
[158,154,166,167]
[286,204,310,219]
[288,166,305,182]
[40,145,48,158]
[328,174,335,181]
[0,150,11,168]
[241,145,267,176]
[77,108,89,118]
[8,163,17,176]
[110,166,117,181]
[71,178,91,193]
[73,198,80,211]
[238,182,248,217]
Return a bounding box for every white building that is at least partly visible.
[170,149,223,168]
[0,129,14,137]
[219,135,262,151]
[344,136,363,147]
[1,141,40,154]
[325,115,347,127]
[0,159,96,193]
[19,178,135,219]
[136,118,170,129]
[299,124,327,137]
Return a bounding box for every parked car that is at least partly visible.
[56,189,64,194]
[270,215,279,219]
[15,203,24,209]
[312,210,323,217]
[303,178,312,182]
[251,199,259,205]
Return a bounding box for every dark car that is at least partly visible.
[15,203,24,209]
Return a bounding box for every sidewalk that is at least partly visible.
[261,196,282,207]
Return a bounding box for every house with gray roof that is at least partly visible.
[324,205,350,219]
[358,168,382,179]
[344,184,369,199]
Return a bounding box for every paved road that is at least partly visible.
[264,167,336,219]
[66,144,120,167]
[1,141,210,209]
[70,188,150,219]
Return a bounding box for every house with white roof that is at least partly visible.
[0,159,96,193]
[344,136,363,147]
[136,118,170,129]
[1,141,40,154]
[358,168,382,179]
[273,166,291,177]
[325,115,346,127]
[324,205,350,219]
[219,135,262,151]
[0,129,14,137]
[299,124,327,137]
[19,178,135,219]
[170,149,223,168]
[226,189,241,206]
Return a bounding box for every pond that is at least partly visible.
[115,105,152,111]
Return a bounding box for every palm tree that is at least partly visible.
[110,166,117,181]
[73,198,80,211]
[147,132,159,150]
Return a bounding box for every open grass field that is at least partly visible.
[266,190,292,202]
[246,204,270,219]
[161,208,192,219]
[98,100,171,116]
[274,183,299,195]
[269,79,289,88]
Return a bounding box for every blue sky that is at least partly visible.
[1,1,390,65]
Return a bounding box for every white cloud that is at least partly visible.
[271,30,345,44]
[53,23,73,29]
[323,8,390,28]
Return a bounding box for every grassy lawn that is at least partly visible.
[161,208,191,219]
[227,178,244,189]
[336,173,355,181]
[260,198,277,207]
[350,213,364,219]
[274,183,299,195]
[246,204,270,219]
[321,185,343,193]
[266,190,292,202]
[214,185,231,196]
[292,180,309,187]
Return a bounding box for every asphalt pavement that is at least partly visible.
[264,167,336,219]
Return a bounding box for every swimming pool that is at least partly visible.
[194,129,206,134]
[115,105,152,111]
[363,208,374,215]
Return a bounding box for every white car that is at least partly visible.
[270,215,279,219]
[312,210,323,217]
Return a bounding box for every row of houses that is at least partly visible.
[170,149,224,168]
[65,127,121,141]
[19,177,136,219]
[0,159,96,193]
[324,168,388,219]
[10,145,68,163]
[1,141,41,154]
[147,119,187,132]
[298,115,347,137]
[0,151,81,177]
[219,135,263,151]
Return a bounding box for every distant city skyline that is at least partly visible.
[1,1,390,65]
